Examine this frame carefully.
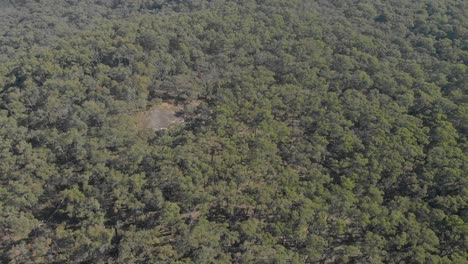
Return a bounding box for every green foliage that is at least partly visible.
[0,0,466,263]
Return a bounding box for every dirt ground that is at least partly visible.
[135,103,184,130]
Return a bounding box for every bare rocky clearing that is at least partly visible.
[135,103,184,130]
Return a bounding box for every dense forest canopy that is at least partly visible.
[0,0,467,263]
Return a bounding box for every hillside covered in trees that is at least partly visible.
[0,0,467,263]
